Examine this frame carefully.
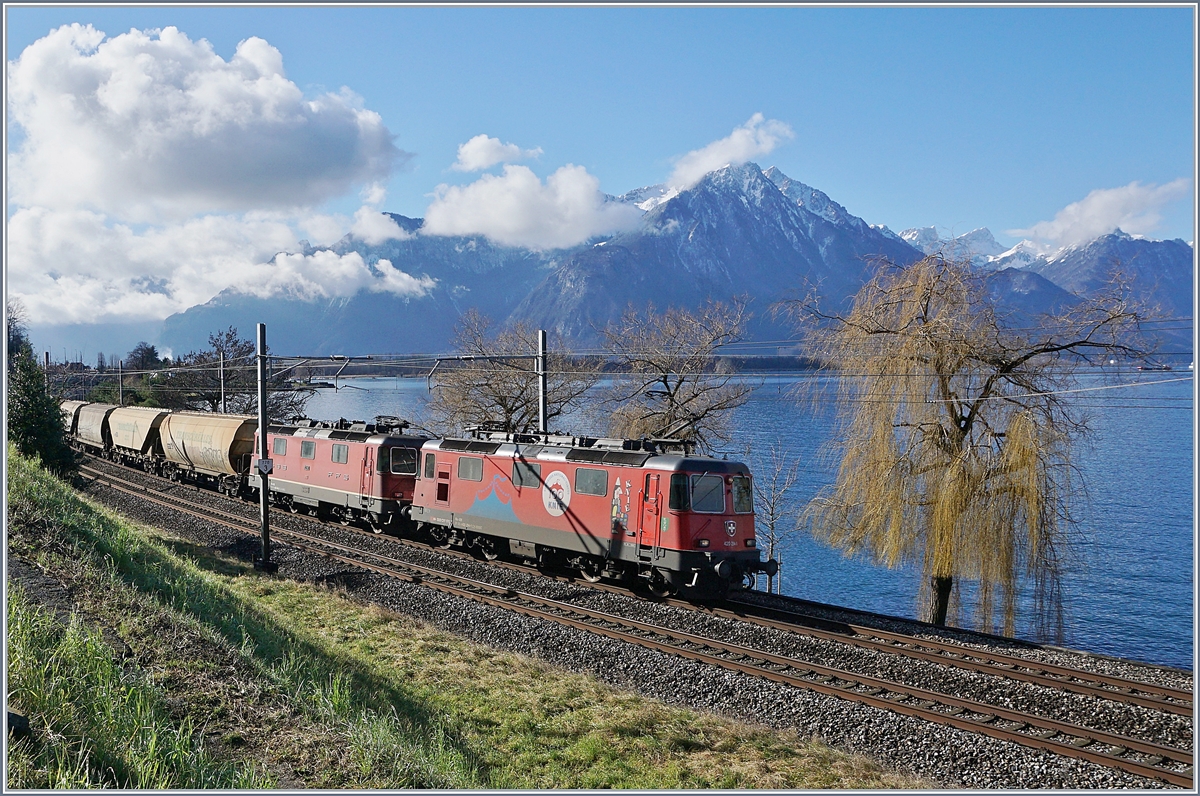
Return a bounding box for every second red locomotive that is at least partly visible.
[248,416,429,532]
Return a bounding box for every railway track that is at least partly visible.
[77,461,1194,788]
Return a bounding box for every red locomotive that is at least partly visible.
[410,428,777,598]
[248,416,429,532]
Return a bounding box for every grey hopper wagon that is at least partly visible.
[73,403,120,452]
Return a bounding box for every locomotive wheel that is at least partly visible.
[578,557,603,583]
[472,534,500,561]
[647,568,673,598]
[427,526,451,549]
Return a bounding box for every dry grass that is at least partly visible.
[235,576,934,789]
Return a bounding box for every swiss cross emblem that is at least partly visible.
[725,520,736,537]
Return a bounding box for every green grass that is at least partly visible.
[7,446,482,788]
[6,588,270,788]
[6,445,932,789]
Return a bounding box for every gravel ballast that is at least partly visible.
[74,459,1193,789]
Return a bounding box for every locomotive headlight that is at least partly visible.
[696,539,710,548]
[745,539,756,548]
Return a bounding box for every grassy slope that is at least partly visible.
[5,447,931,789]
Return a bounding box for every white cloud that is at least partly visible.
[350,207,410,245]
[372,260,438,296]
[667,113,794,189]
[7,24,406,222]
[360,182,389,206]
[247,251,435,301]
[297,213,353,248]
[451,134,543,172]
[422,164,642,249]
[6,25,426,326]
[1009,179,1192,250]
[6,207,433,325]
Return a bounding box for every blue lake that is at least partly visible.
[303,372,1194,670]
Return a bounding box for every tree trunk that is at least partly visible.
[927,575,953,625]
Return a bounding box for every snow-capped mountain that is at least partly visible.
[158,168,1192,358]
[1028,230,1194,322]
[989,239,1050,271]
[161,163,926,353]
[901,226,1009,267]
[509,163,923,342]
[900,226,940,252]
[618,184,678,211]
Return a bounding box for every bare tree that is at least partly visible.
[792,255,1147,636]
[158,327,310,421]
[748,441,801,594]
[425,310,600,435]
[7,298,30,359]
[603,299,752,452]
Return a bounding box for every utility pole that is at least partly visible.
[219,350,226,413]
[537,329,548,434]
[427,328,551,434]
[253,323,276,572]
[118,359,123,406]
[43,352,49,389]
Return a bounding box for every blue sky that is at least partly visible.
[4,4,1196,340]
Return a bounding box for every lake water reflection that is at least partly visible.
[303,372,1194,669]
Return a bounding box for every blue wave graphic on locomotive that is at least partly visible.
[462,474,521,523]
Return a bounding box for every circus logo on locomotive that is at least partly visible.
[542,471,571,517]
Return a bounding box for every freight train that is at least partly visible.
[59,401,777,598]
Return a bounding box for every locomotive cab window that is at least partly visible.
[691,474,725,513]
[731,476,753,513]
[332,444,349,464]
[513,461,541,488]
[390,447,417,475]
[300,440,316,459]
[575,467,607,496]
[669,473,690,511]
[424,452,436,479]
[458,456,483,482]
[272,438,287,456]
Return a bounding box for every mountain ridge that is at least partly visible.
[156,165,1193,358]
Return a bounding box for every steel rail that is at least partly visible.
[400,535,1192,717]
[80,464,1193,787]
[234,522,1200,788]
[82,456,1190,718]
[709,597,1193,714]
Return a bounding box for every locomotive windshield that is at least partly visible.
[668,471,750,514]
[669,473,690,510]
[731,476,753,513]
[378,447,418,475]
[690,474,726,513]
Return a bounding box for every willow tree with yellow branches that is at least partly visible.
[794,255,1147,636]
